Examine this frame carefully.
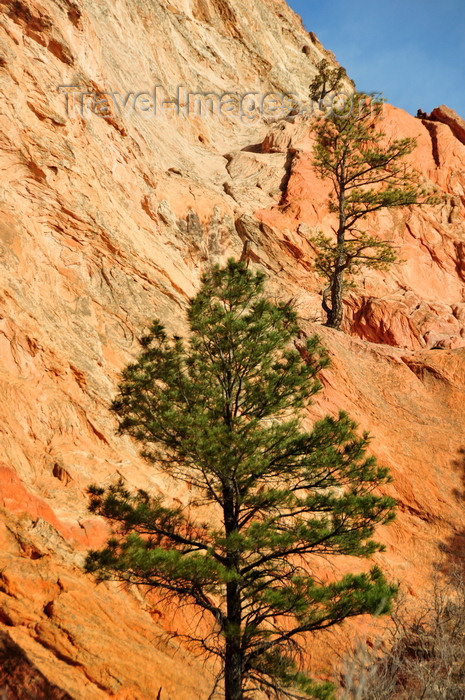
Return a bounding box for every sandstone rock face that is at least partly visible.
[0,0,465,696]
[430,104,465,146]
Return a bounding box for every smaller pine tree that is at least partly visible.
[85,261,397,700]
[309,58,350,105]
[312,91,439,329]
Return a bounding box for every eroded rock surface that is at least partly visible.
[0,0,465,696]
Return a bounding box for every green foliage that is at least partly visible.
[85,260,397,699]
[311,92,439,329]
[309,59,350,104]
[312,230,397,286]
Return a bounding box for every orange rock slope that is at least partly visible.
[0,0,465,696]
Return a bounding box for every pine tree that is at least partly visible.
[85,261,397,700]
[312,92,438,330]
[309,58,349,105]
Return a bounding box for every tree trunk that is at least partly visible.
[225,601,243,700]
[325,265,344,329]
[325,179,346,330]
[224,484,243,700]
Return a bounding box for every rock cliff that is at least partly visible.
[0,0,465,697]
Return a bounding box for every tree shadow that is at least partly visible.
[436,447,465,578]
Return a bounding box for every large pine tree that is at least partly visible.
[85,261,396,700]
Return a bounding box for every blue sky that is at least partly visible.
[287,1,465,118]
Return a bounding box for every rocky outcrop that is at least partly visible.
[0,0,465,696]
[430,105,465,147]
[0,629,73,700]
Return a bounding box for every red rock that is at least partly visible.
[0,629,72,699]
[430,104,465,146]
